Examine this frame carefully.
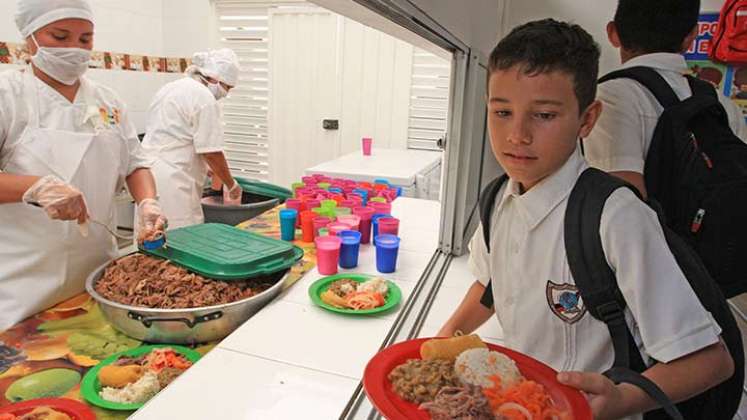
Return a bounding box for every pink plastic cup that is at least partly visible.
[362,137,372,156]
[328,222,353,236]
[336,214,361,232]
[370,201,392,216]
[353,206,376,244]
[285,199,303,227]
[377,217,400,236]
[340,199,357,209]
[315,235,342,275]
[306,199,321,211]
[313,216,331,237]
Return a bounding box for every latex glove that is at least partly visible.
[22,175,88,224]
[137,198,167,243]
[223,180,243,205]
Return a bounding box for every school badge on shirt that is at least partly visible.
[546,281,586,324]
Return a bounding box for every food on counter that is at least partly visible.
[98,365,144,388]
[5,369,81,402]
[454,348,522,389]
[419,385,495,420]
[320,278,389,310]
[97,347,193,405]
[388,359,459,404]
[95,254,274,309]
[0,407,73,420]
[420,335,487,361]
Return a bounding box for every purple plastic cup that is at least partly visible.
[315,235,342,275]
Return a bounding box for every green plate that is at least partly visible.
[80,345,202,411]
[308,274,401,315]
[141,223,304,280]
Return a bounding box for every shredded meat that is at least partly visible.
[420,385,498,420]
[95,254,278,309]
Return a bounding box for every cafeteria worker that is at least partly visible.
[0,0,167,330]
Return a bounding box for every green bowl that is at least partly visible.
[308,273,401,315]
[80,345,202,411]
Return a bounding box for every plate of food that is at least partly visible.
[308,274,401,315]
[0,398,96,420]
[363,335,591,419]
[80,345,201,411]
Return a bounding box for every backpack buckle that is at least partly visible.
[595,301,626,325]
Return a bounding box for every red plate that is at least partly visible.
[0,398,96,420]
[363,338,592,420]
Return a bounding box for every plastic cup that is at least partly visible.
[329,187,343,194]
[312,207,327,217]
[285,199,303,226]
[328,222,353,236]
[370,201,392,216]
[336,214,361,232]
[371,213,391,241]
[395,186,403,197]
[318,182,331,190]
[375,234,400,273]
[362,137,372,156]
[339,230,362,269]
[352,189,368,206]
[313,216,331,237]
[279,209,298,241]
[292,182,305,196]
[378,217,400,236]
[315,235,342,275]
[321,199,337,209]
[300,211,315,242]
[318,227,329,237]
[334,207,352,217]
[370,197,387,204]
[306,199,321,210]
[302,176,316,185]
[340,199,356,209]
[353,206,376,244]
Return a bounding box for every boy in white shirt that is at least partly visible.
[437,19,734,419]
[584,0,747,197]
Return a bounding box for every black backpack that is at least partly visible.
[597,66,747,298]
[477,168,744,419]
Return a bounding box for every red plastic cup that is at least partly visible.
[377,217,400,236]
[336,214,361,232]
[315,235,342,275]
[313,216,331,237]
[300,211,316,242]
[285,199,303,227]
[370,201,392,215]
[353,206,376,244]
[362,137,373,156]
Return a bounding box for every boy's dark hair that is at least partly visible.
[488,19,600,113]
[613,0,700,54]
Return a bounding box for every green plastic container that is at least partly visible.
[142,223,304,280]
[235,177,292,203]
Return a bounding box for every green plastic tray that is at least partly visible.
[235,177,292,202]
[80,345,202,411]
[308,274,401,316]
[141,223,304,280]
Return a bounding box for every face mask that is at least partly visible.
[30,34,91,85]
[200,75,229,100]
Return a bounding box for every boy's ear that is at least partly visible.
[680,25,698,53]
[606,22,621,48]
[579,100,603,138]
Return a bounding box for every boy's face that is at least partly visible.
[487,65,601,191]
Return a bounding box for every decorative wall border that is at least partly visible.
[0,41,192,73]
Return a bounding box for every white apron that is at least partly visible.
[146,138,208,229]
[0,72,124,330]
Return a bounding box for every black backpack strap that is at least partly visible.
[476,175,509,309]
[685,75,719,100]
[599,66,680,108]
[565,168,683,419]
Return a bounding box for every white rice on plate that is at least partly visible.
[454,348,523,388]
[100,371,161,404]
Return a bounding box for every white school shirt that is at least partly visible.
[585,52,747,173]
[468,148,721,420]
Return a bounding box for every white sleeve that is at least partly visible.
[719,94,747,143]
[119,107,153,175]
[600,188,721,363]
[193,102,225,154]
[467,223,491,286]
[584,81,649,174]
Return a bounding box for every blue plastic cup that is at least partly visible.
[375,234,400,273]
[279,208,298,241]
[338,230,362,269]
[352,188,369,206]
[371,213,391,242]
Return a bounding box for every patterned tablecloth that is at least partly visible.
[0,207,315,419]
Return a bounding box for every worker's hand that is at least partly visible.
[22,175,88,224]
[137,198,167,243]
[223,180,242,205]
[557,371,626,420]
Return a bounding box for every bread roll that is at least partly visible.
[420,335,487,360]
[98,364,145,388]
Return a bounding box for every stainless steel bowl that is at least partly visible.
[86,258,288,344]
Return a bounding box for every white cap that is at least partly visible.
[189,48,240,87]
[15,0,94,38]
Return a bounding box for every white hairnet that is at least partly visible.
[15,0,94,38]
[187,48,240,87]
